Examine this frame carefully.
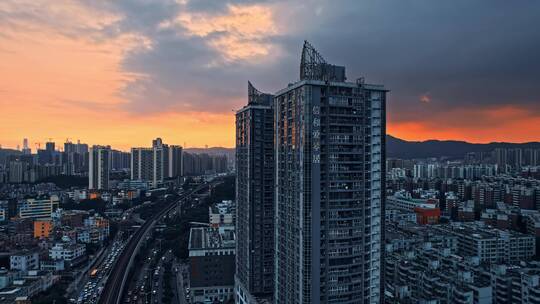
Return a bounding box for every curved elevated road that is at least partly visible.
[99,183,210,304]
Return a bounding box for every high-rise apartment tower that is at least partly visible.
[235,82,275,303]
[89,145,111,190]
[273,41,387,304]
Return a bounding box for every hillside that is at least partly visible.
[186,136,540,160]
[387,135,540,159]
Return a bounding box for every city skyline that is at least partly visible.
[2,2,540,304]
[2,0,540,150]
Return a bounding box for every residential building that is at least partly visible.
[235,81,275,303]
[385,223,540,304]
[414,207,441,225]
[49,243,85,262]
[110,149,131,171]
[0,269,21,289]
[168,145,183,178]
[210,200,235,227]
[487,263,540,303]
[432,222,535,264]
[40,259,65,272]
[131,147,154,182]
[189,226,236,304]
[88,145,111,190]
[385,242,493,304]
[387,190,438,212]
[18,196,59,220]
[0,271,60,303]
[10,251,39,272]
[131,138,183,187]
[273,41,386,303]
[33,220,53,239]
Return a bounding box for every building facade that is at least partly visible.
[235,82,275,303]
[18,196,59,220]
[10,252,39,272]
[189,226,236,303]
[168,145,183,178]
[273,41,386,303]
[131,138,183,187]
[88,145,111,190]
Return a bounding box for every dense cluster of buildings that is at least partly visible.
[384,147,540,303]
[385,222,539,303]
[412,163,499,180]
[0,140,130,184]
[0,138,230,189]
[183,152,228,177]
[0,204,110,302]
[469,148,540,170]
[0,39,537,304]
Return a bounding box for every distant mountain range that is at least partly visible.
[386,135,540,159]
[2,136,539,163]
[185,136,540,160]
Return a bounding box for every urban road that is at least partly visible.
[98,181,212,304]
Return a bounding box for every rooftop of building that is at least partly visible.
[10,249,39,257]
[51,242,85,250]
[275,41,387,95]
[210,200,234,215]
[189,226,235,251]
[434,221,534,239]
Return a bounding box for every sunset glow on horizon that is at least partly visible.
[1,0,539,151]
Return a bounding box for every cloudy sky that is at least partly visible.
[1,0,539,150]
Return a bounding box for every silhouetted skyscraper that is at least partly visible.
[45,141,55,152]
[22,138,31,155]
[235,82,275,303]
[273,41,386,303]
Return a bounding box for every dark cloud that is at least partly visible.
[106,0,540,120]
[304,0,540,119]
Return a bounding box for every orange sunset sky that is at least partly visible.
[1,1,539,151]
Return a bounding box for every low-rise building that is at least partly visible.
[33,220,53,239]
[209,200,234,226]
[385,208,417,226]
[486,263,540,304]
[17,196,59,220]
[0,271,60,303]
[386,242,493,304]
[189,226,235,303]
[433,222,535,263]
[10,251,39,272]
[0,269,21,289]
[387,190,438,212]
[76,227,107,244]
[414,207,441,225]
[49,243,85,267]
[39,259,65,272]
[385,235,540,304]
[457,200,476,222]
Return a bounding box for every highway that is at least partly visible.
[98,182,210,304]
